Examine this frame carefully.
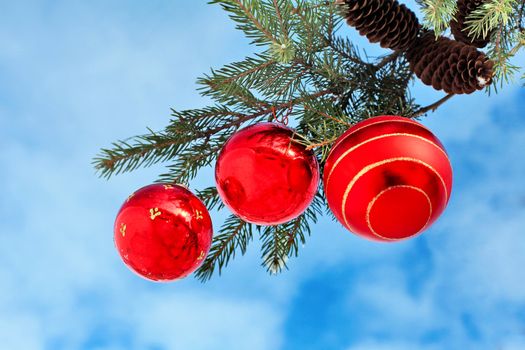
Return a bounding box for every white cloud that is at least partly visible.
[333,89,525,349]
[347,267,436,332]
[130,292,283,350]
[0,2,285,349]
[500,337,525,350]
[0,315,43,350]
[347,340,439,350]
[1,1,525,349]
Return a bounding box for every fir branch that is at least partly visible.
[518,0,525,30]
[198,51,334,103]
[409,94,455,118]
[421,0,458,36]
[211,0,277,45]
[274,0,285,29]
[268,64,308,97]
[487,23,523,89]
[285,193,324,257]
[466,0,516,38]
[261,225,290,274]
[305,136,338,150]
[292,2,365,66]
[93,130,186,179]
[200,88,334,132]
[196,187,225,211]
[375,51,402,71]
[204,56,277,88]
[95,106,244,179]
[157,141,221,184]
[291,0,331,15]
[261,192,325,274]
[195,215,253,282]
[508,33,525,55]
[322,34,370,67]
[303,103,351,125]
[285,217,306,256]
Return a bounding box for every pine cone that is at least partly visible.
[406,31,494,94]
[336,0,420,51]
[450,0,492,48]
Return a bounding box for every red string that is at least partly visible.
[271,104,292,126]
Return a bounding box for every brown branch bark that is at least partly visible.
[194,89,334,138]
[409,94,455,118]
[233,0,275,42]
[375,51,402,70]
[303,104,351,126]
[305,137,338,150]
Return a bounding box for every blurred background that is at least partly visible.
[1,1,524,349]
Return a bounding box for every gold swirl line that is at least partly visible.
[340,157,448,231]
[330,118,434,151]
[326,133,448,188]
[365,185,433,241]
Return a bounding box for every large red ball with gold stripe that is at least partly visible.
[114,184,213,281]
[324,116,453,242]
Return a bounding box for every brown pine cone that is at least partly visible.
[406,31,494,94]
[336,0,421,51]
[450,0,492,48]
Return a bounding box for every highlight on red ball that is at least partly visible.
[113,184,213,282]
[215,122,320,225]
[323,115,453,242]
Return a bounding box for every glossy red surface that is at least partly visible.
[114,184,213,281]
[324,116,453,242]
[215,122,320,225]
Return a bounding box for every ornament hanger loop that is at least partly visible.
[271,104,292,126]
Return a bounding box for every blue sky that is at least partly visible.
[1,1,524,349]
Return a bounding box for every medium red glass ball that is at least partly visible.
[215,122,320,225]
[324,116,453,242]
[114,184,213,281]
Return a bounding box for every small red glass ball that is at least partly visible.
[324,116,453,242]
[215,122,320,225]
[114,184,213,281]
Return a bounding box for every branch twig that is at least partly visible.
[303,104,351,126]
[409,94,455,118]
[518,0,525,31]
[375,51,402,70]
[233,0,275,42]
[305,137,338,150]
[194,89,334,138]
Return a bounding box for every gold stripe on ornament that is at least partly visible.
[126,193,135,202]
[164,184,174,190]
[340,157,448,231]
[330,118,434,151]
[326,133,448,188]
[365,185,433,241]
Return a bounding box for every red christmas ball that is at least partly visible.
[215,122,320,225]
[114,184,213,281]
[324,116,453,242]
